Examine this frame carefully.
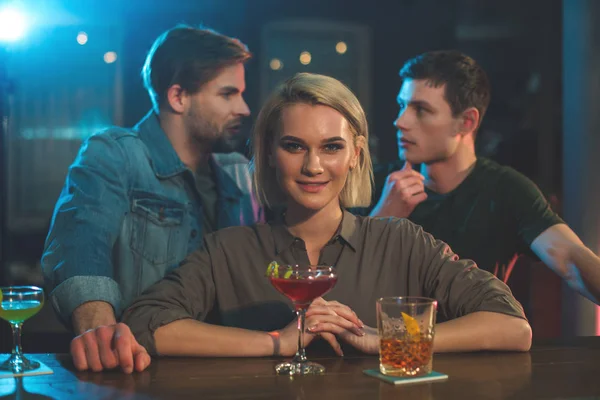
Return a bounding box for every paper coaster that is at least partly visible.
[0,361,54,379]
[363,369,448,385]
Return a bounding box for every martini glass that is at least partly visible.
[268,264,338,375]
[0,286,44,373]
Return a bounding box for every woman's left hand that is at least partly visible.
[336,325,379,354]
[306,298,379,354]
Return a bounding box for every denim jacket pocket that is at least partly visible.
[129,192,188,266]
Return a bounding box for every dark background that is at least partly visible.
[0,0,564,351]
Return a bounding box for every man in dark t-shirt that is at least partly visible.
[409,158,563,278]
[358,51,600,305]
[362,157,563,283]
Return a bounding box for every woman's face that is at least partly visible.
[271,103,360,213]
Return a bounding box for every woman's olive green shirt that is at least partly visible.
[123,211,525,355]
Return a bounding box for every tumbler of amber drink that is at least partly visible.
[376,297,437,377]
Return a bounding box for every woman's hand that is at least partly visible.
[306,298,379,354]
[278,297,366,356]
[336,325,379,354]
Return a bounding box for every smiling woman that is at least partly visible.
[249,73,373,264]
[118,72,531,374]
[273,104,359,210]
[251,72,373,212]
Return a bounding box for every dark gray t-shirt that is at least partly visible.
[194,161,217,235]
[354,157,564,282]
[123,210,526,355]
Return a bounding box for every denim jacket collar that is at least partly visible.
[134,111,188,179]
[135,111,245,201]
[210,155,244,200]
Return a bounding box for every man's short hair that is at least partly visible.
[400,50,491,131]
[142,24,251,112]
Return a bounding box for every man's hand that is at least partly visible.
[532,223,600,304]
[70,323,151,373]
[278,298,365,357]
[72,301,117,335]
[370,161,427,218]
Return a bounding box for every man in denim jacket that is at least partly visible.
[41,25,262,372]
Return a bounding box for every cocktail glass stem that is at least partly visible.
[292,307,307,363]
[12,322,22,359]
[1,322,38,372]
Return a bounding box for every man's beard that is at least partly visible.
[211,133,242,153]
[209,120,246,153]
[188,116,244,154]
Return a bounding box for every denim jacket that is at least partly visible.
[41,112,263,323]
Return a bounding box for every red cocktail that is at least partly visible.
[267,264,337,375]
[270,275,338,309]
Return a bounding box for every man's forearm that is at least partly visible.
[532,224,600,304]
[154,319,274,357]
[433,311,531,353]
[72,301,117,335]
[567,245,600,303]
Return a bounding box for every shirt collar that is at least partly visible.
[339,209,360,250]
[134,111,188,179]
[271,209,359,255]
[210,155,244,200]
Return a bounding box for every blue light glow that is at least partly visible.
[0,5,27,42]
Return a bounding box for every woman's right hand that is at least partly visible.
[278,297,365,356]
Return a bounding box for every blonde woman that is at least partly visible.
[93,73,530,372]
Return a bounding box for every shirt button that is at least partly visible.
[191,230,198,238]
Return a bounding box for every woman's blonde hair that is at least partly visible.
[250,72,373,208]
